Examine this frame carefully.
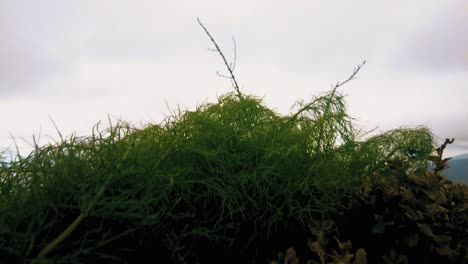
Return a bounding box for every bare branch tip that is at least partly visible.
[198,18,242,98]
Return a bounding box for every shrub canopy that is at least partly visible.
[0,85,435,262]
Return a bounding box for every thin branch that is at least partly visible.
[330,60,366,95]
[230,36,237,72]
[323,60,366,114]
[216,71,232,79]
[289,61,366,123]
[197,18,242,99]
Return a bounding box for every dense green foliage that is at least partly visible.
[273,147,468,264]
[0,84,437,262]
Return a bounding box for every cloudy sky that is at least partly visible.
[1,0,467,159]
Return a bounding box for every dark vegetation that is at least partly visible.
[0,20,466,263]
[272,139,467,264]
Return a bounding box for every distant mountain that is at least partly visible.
[442,153,468,184]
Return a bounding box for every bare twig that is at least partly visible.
[329,60,366,98]
[289,61,366,122]
[341,61,366,86]
[197,18,242,99]
[216,71,232,79]
[231,36,237,72]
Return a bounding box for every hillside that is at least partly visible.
[444,154,468,184]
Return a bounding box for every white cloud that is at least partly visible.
[392,1,468,73]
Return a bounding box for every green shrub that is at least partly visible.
[0,22,439,263]
[274,141,467,264]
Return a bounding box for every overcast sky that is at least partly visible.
[1,0,467,159]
